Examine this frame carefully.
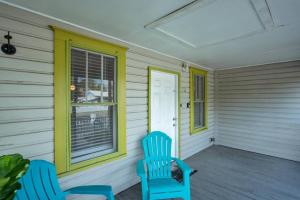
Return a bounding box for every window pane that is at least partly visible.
[194,74,204,101]
[71,105,116,163]
[194,75,198,100]
[87,52,102,103]
[193,73,205,129]
[71,49,86,103]
[103,56,115,102]
[199,75,204,100]
[71,49,116,104]
[194,102,204,128]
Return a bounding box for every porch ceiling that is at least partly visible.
[2,0,300,69]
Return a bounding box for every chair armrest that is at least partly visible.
[172,157,191,174]
[64,185,113,197]
[172,157,191,186]
[136,160,146,178]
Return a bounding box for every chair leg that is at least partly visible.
[107,190,114,200]
[141,183,148,200]
[185,187,191,200]
[142,192,148,200]
[184,195,191,200]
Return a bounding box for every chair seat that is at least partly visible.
[66,185,113,195]
[149,178,185,194]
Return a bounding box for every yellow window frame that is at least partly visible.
[53,27,127,176]
[189,67,208,134]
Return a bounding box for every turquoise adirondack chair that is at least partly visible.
[14,160,114,200]
[137,131,191,200]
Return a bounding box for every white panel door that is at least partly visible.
[150,70,179,157]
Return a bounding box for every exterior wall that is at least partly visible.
[215,61,300,162]
[0,5,215,198]
[0,15,54,161]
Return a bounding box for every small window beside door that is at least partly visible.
[190,67,208,134]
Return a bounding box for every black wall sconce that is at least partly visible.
[1,31,16,55]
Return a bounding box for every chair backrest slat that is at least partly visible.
[20,168,40,199]
[30,163,50,200]
[142,131,172,179]
[40,162,58,199]
[14,160,64,200]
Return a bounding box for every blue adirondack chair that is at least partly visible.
[14,160,114,200]
[137,131,191,200]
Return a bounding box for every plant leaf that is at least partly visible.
[0,154,29,200]
[0,177,10,189]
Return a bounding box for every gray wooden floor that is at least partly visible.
[115,145,300,200]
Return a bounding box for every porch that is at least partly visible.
[0,1,300,200]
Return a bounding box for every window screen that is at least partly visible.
[193,74,205,129]
[71,48,117,163]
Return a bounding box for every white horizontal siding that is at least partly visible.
[0,5,215,199]
[215,60,300,162]
[0,11,54,162]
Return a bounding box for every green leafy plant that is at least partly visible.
[0,154,29,200]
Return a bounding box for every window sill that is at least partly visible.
[190,127,208,135]
[57,152,127,177]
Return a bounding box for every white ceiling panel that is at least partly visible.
[157,0,264,47]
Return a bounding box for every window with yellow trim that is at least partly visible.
[189,67,208,134]
[53,27,127,175]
